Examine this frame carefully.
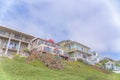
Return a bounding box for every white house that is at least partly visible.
[87,52,101,65]
[104,61,116,70]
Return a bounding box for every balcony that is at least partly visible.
[0,30,32,43]
[22,38,31,43]
[0,33,10,39]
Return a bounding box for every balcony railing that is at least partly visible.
[0,33,31,43]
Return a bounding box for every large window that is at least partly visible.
[71,45,77,49]
[14,34,22,40]
[77,52,81,57]
[77,45,82,51]
[81,47,84,51]
[67,45,71,50]
[38,41,43,45]
[4,41,8,48]
[44,47,52,53]
[44,47,49,52]
[0,30,5,35]
[82,55,86,59]
[9,42,18,49]
[38,40,48,45]
[55,50,62,54]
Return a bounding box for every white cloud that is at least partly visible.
[110,38,120,52]
[0,0,15,22]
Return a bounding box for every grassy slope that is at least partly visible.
[0,57,119,80]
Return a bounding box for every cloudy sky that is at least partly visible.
[0,0,120,60]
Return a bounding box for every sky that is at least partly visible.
[0,0,120,60]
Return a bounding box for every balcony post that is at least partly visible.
[5,38,11,55]
[17,40,21,54]
[28,43,31,50]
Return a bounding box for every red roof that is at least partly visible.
[47,39,55,43]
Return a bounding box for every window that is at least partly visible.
[77,53,81,56]
[0,30,5,35]
[38,41,43,45]
[83,55,86,59]
[9,42,18,49]
[87,50,90,53]
[81,47,84,51]
[44,47,52,52]
[14,34,22,39]
[67,45,71,50]
[48,48,52,52]
[4,42,8,47]
[56,50,62,54]
[77,46,82,51]
[9,43,13,49]
[44,47,49,52]
[93,53,97,56]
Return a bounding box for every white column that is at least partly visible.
[28,43,31,50]
[5,38,11,55]
[17,40,21,54]
[80,53,83,59]
[74,52,76,61]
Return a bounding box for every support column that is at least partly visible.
[17,40,21,54]
[28,43,31,50]
[5,38,11,55]
[74,52,76,61]
[80,53,83,59]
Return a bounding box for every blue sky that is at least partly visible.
[0,0,120,60]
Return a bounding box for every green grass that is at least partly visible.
[0,57,119,80]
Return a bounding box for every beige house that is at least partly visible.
[0,26,35,57]
[57,40,91,61]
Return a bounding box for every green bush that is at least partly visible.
[24,48,30,54]
[13,53,20,59]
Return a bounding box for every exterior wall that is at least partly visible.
[0,38,8,48]
[87,52,100,65]
[0,26,34,56]
[58,40,90,53]
[68,51,89,61]
[57,40,91,61]
[31,38,64,55]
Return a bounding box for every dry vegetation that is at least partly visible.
[25,50,64,70]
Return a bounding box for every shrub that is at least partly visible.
[13,53,20,59]
[23,48,30,54]
[78,59,84,62]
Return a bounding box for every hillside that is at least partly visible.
[0,57,119,80]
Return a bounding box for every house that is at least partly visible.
[0,26,101,63]
[0,26,35,57]
[87,52,101,65]
[31,38,64,56]
[101,59,120,73]
[57,40,91,61]
[104,61,116,70]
